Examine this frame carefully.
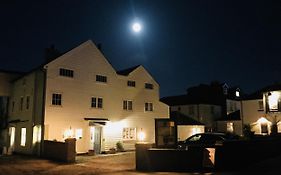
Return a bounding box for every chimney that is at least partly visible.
[45,45,61,63]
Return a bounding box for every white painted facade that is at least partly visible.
[7,40,169,154]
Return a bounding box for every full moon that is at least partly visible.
[132,23,142,32]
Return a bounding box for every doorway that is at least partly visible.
[90,126,102,154]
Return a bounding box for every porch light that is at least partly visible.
[257,117,270,124]
[138,128,145,142]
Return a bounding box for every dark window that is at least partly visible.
[91,97,97,108]
[258,101,264,110]
[189,106,194,115]
[261,123,268,134]
[26,96,30,110]
[145,83,153,89]
[210,106,215,114]
[123,100,133,110]
[59,68,74,78]
[127,81,136,87]
[91,97,103,108]
[145,102,153,111]
[12,101,15,112]
[52,93,62,105]
[96,75,107,83]
[97,98,103,108]
[20,97,24,111]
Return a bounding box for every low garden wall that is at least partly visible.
[43,138,76,163]
[136,136,281,172]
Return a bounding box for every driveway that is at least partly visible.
[1,151,281,175]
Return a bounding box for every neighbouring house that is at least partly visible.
[161,82,241,134]
[241,83,281,135]
[6,40,169,155]
[0,70,23,151]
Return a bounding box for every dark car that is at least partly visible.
[177,132,239,149]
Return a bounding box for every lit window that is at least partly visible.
[21,128,26,146]
[145,102,153,111]
[123,100,133,110]
[127,81,136,87]
[235,90,240,97]
[9,127,15,147]
[59,68,74,78]
[52,93,62,105]
[268,91,280,112]
[122,128,136,140]
[96,75,107,83]
[145,83,153,89]
[227,122,234,133]
[32,125,41,144]
[76,129,83,139]
[91,97,103,109]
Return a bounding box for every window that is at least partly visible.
[26,96,30,110]
[227,122,234,133]
[123,128,136,140]
[20,128,26,146]
[91,97,103,109]
[96,75,107,83]
[59,68,74,78]
[210,106,215,114]
[268,91,280,112]
[52,93,62,105]
[189,106,194,115]
[258,101,264,110]
[123,100,133,110]
[20,97,24,111]
[145,102,153,111]
[145,83,153,89]
[127,80,136,87]
[12,101,15,112]
[235,90,240,97]
[76,129,83,139]
[261,123,268,134]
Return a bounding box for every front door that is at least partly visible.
[90,126,102,154]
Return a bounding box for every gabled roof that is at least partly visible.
[116,65,141,76]
[242,83,281,101]
[170,111,204,125]
[217,110,241,121]
[160,93,224,106]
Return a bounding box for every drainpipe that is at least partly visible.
[40,68,47,157]
[240,100,244,136]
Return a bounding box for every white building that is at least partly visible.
[7,40,169,155]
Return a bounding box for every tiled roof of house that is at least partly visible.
[116,65,141,76]
[170,111,204,125]
[217,110,241,121]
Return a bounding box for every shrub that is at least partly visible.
[116,141,124,152]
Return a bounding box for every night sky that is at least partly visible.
[1,1,281,97]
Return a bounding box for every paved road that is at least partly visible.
[0,152,280,175]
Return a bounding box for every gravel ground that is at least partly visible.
[1,151,280,175]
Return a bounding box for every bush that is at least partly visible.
[116,141,124,152]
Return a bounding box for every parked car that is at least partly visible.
[177,132,239,149]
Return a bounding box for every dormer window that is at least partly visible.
[59,68,74,78]
[145,83,153,89]
[235,90,240,97]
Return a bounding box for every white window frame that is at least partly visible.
[123,100,133,111]
[91,97,103,109]
[52,93,62,106]
[145,102,153,112]
[122,128,136,140]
